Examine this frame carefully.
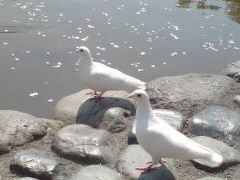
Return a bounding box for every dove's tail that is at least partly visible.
[210,151,223,166]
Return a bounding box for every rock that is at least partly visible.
[10,149,62,180]
[37,118,65,135]
[233,95,240,107]
[196,177,224,180]
[232,166,240,180]
[192,136,240,168]
[189,106,240,142]
[222,60,240,82]
[78,107,134,133]
[0,110,47,154]
[70,165,123,180]
[14,178,39,180]
[54,89,135,124]
[116,145,177,180]
[52,124,118,164]
[147,74,240,116]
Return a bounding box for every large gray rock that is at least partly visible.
[0,110,48,154]
[52,124,118,164]
[222,60,240,82]
[116,145,177,180]
[189,106,240,142]
[192,136,240,168]
[147,74,240,116]
[54,89,135,124]
[10,149,62,180]
[70,165,123,180]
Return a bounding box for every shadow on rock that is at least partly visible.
[138,165,176,180]
[191,160,238,173]
[76,97,135,129]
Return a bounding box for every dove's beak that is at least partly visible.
[128,94,134,99]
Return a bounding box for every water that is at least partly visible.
[0,0,239,118]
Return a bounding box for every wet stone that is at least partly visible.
[10,149,62,180]
[0,110,47,154]
[70,165,123,180]
[116,145,177,180]
[147,73,240,116]
[222,60,240,82]
[192,136,240,168]
[52,124,118,164]
[54,89,135,124]
[189,106,240,142]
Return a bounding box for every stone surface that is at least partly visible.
[232,166,240,180]
[222,60,240,82]
[0,110,47,154]
[10,149,62,180]
[196,177,224,180]
[189,106,240,142]
[70,165,123,180]
[116,145,177,180]
[37,118,65,135]
[196,176,224,180]
[147,73,240,116]
[52,124,118,164]
[192,136,240,168]
[233,95,240,107]
[54,89,135,124]
[78,107,134,133]
[14,178,39,180]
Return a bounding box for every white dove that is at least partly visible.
[128,89,223,172]
[75,46,146,100]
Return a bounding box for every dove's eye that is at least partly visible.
[80,49,84,52]
[137,94,141,98]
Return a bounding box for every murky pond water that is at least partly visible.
[0,0,239,118]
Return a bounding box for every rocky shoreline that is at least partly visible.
[1,61,240,179]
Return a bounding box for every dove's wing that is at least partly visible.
[145,118,222,166]
[87,62,146,92]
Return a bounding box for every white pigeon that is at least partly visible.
[75,46,146,99]
[128,89,223,172]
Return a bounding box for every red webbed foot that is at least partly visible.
[85,91,104,101]
[135,167,157,174]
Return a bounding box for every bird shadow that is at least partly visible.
[138,165,176,180]
[76,97,135,127]
[191,160,237,173]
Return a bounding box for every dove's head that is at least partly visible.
[75,46,92,63]
[128,89,149,104]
